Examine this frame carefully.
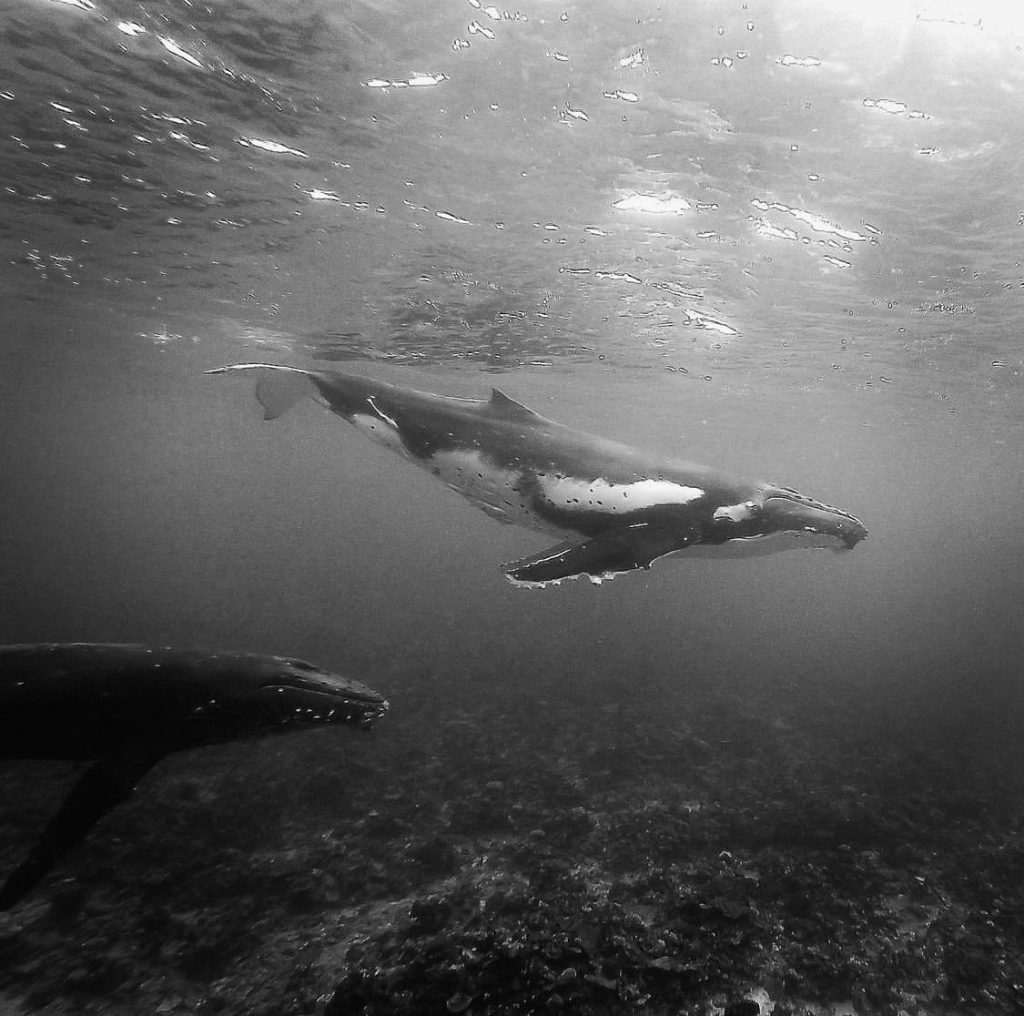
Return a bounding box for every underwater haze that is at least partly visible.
[1,1,1023,1014]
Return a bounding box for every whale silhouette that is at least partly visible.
[210,364,867,586]
[0,643,388,910]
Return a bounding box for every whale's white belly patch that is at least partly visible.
[428,451,706,532]
[537,475,704,512]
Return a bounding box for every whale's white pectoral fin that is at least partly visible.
[206,364,315,420]
[502,524,696,588]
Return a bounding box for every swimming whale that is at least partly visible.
[0,643,388,910]
[209,364,868,586]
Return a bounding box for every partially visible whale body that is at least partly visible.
[210,364,867,586]
[0,643,388,910]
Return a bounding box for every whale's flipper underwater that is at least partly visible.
[0,643,388,910]
[209,363,867,586]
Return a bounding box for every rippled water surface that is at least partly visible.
[4,0,1023,398]
[1,1,1023,1013]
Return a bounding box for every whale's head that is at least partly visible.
[758,486,868,550]
[167,652,390,746]
[0,645,390,762]
[707,485,867,557]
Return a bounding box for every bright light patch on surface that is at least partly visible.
[613,194,691,214]
[157,36,204,70]
[235,137,308,158]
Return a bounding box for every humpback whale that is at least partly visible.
[209,364,868,586]
[0,643,388,910]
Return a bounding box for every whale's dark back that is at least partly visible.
[0,644,388,761]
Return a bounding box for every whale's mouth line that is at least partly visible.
[254,685,390,731]
[765,490,862,518]
[259,683,387,707]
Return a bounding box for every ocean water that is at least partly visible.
[1,1,1023,1014]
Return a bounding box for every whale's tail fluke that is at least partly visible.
[206,363,315,420]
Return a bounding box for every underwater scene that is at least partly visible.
[1,1,1023,1014]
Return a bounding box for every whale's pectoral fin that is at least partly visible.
[503,524,697,588]
[0,747,165,910]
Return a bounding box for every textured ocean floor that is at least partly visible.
[1,664,1020,1016]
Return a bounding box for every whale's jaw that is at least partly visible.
[761,490,868,550]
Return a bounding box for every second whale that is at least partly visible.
[209,364,867,587]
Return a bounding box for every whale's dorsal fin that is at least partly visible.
[489,389,544,422]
